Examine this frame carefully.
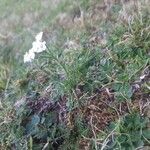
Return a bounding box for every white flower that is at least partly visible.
[28,49,35,60]
[28,48,35,54]
[24,49,35,63]
[24,52,31,63]
[32,41,46,53]
[24,31,46,63]
[35,32,43,41]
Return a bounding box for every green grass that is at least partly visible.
[0,0,150,149]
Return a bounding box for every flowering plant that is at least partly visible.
[24,32,46,63]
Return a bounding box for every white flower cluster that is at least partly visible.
[24,32,46,63]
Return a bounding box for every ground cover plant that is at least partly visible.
[0,0,150,149]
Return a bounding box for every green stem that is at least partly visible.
[46,46,68,77]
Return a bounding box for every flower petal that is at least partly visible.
[32,41,46,53]
[35,32,43,41]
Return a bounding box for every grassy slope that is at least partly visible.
[0,0,150,149]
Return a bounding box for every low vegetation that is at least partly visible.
[0,0,149,149]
